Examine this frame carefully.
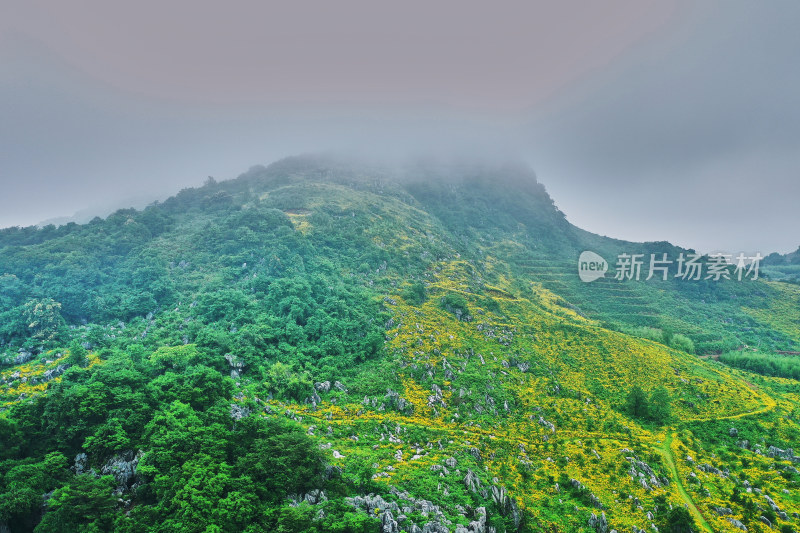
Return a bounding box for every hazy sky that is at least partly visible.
[1,1,798,253]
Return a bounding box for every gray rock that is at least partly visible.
[467,506,487,533]
[223,353,241,366]
[304,489,326,504]
[428,384,446,408]
[464,469,482,493]
[101,450,144,494]
[626,456,665,490]
[538,416,556,433]
[470,447,482,462]
[35,364,68,383]
[421,523,449,533]
[589,493,604,509]
[229,403,250,421]
[764,494,786,518]
[697,463,727,478]
[588,511,610,533]
[726,518,748,531]
[381,509,400,533]
[14,351,33,365]
[767,446,800,463]
[223,354,245,378]
[385,389,410,412]
[73,453,89,475]
[490,485,520,528]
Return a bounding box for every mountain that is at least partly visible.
[1,155,799,532]
[763,247,800,285]
[36,193,165,229]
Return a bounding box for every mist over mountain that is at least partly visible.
[36,193,166,228]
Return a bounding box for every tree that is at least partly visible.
[665,506,695,533]
[22,298,66,346]
[669,334,695,354]
[440,292,470,320]
[263,362,312,402]
[34,474,117,532]
[0,417,21,460]
[231,416,326,504]
[147,365,233,410]
[0,273,24,309]
[148,344,201,372]
[83,418,130,458]
[67,339,88,368]
[626,385,649,419]
[402,281,427,305]
[0,453,69,530]
[648,386,672,425]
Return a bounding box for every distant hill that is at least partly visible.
[36,193,165,228]
[763,246,800,284]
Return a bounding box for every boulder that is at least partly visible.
[101,450,144,494]
[588,512,610,533]
[726,518,747,531]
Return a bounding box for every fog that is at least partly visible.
[1,1,798,253]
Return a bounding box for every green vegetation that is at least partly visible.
[666,506,696,533]
[402,281,428,306]
[624,385,672,425]
[439,292,471,320]
[720,350,800,380]
[0,155,799,532]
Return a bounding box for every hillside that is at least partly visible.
[1,155,800,532]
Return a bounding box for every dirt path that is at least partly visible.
[654,432,714,533]
[287,360,779,533]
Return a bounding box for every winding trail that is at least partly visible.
[650,367,778,533]
[654,431,713,533]
[276,351,780,533]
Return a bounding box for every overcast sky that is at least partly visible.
[1,1,798,253]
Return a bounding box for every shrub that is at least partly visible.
[402,281,428,305]
[624,326,665,343]
[669,334,695,354]
[440,292,470,321]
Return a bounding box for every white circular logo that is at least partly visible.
[578,251,607,283]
